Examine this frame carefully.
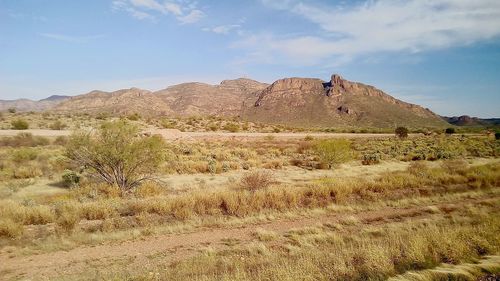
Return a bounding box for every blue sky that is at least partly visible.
[1,0,499,117]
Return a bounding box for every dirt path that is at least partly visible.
[0,196,495,280]
[0,129,416,141]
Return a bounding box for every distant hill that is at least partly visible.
[443,115,500,127]
[241,74,447,128]
[54,88,174,116]
[0,95,70,112]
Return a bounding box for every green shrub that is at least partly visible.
[395,127,409,139]
[495,132,500,140]
[11,119,29,130]
[11,148,38,163]
[445,128,456,135]
[66,120,165,191]
[62,170,80,187]
[314,139,352,168]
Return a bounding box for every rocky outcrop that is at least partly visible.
[242,74,447,128]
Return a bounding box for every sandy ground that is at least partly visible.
[0,129,408,141]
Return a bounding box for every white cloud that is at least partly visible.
[203,24,241,35]
[242,0,500,65]
[177,9,205,24]
[39,33,105,43]
[112,0,204,24]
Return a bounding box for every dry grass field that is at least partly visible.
[0,115,499,281]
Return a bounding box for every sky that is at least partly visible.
[1,0,500,117]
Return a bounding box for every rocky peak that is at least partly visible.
[267,78,325,92]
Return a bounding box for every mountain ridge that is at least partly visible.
[0,75,463,128]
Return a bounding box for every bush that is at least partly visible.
[395,127,409,139]
[445,128,456,135]
[0,133,49,147]
[11,148,38,163]
[11,119,29,130]
[127,113,141,121]
[223,123,240,133]
[55,203,80,234]
[66,120,165,191]
[314,139,352,168]
[0,218,23,238]
[53,136,68,146]
[495,132,500,140]
[240,170,274,192]
[62,170,81,187]
[49,120,67,130]
[362,153,381,165]
[135,182,164,198]
[8,108,16,113]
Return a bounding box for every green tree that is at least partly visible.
[66,120,165,191]
[395,127,409,139]
[314,139,352,168]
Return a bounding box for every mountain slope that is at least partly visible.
[54,88,173,116]
[241,74,447,128]
[154,78,268,117]
[54,79,268,117]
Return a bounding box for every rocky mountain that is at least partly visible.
[54,78,268,117]
[154,78,268,117]
[54,88,174,116]
[241,74,447,128]
[4,74,453,128]
[0,95,70,112]
[443,115,500,127]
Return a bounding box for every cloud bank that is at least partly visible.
[236,0,500,65]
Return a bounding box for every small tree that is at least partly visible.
[11,119,29,130]
[395,127,409,139]
[445,128,455,135]
[66,120,165,191]
[314,139,352,168]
